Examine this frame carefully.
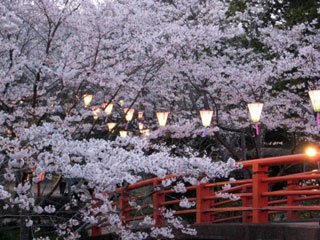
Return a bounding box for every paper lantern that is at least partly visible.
[140,129,150,137]
[138,111,144,119]
[156,112,169,127]
[92,107,101,120]
[119,130,127,137]
[83,94,93,107]
[103,103,113,116]
[124,108,135,130]
[124,108,135,122]
[200,110,213,137]
[308,90,320,127]
[107,122,116,132]
[248,103,263,135]
[103,103,113,123]
[138,122,144,130]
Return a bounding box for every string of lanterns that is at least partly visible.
[82,89,320,138]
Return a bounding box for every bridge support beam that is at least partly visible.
[252,163,269,223]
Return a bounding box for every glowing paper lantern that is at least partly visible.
[83,94,93,107]
[103,103,113,115]
[107,122,116,132]
[124,108,135,121]
[138,122,144,130]
[156,112,169,127]
[308,90,320,127]
[103,103,113,123]
[140,129,150,137]
[200,110,213,137]
[124,108,135,130]
[248,103,263,135]
[92,107,101,120]
[138,111,144,119]
[119,130,128,137]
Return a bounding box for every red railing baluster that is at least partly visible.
[252,163,269,223]
[153,179,164,226]
[196,184,212,224]
[287,180,299,220]
[241,185,252,223]
[91,193,102,237]
[119,191,130,226]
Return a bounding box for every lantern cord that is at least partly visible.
[105,116,108,123]
[125,122,129,130]
[255,122,259,136]
[202,127,207,137]
[317,112,320,127]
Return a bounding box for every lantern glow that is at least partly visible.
[138,111,144,119]
[156,112,169,127]
[140,129,150,137]
[119,130,128,137]
[83,94,93,107]
[103,103,113,116]
[199,110,213,137]
[200,110,213,127]
[306,147,317,157]
[138,122,144,130]
[308,90,320,127]
[103,103,113,123]
[107,122,116,132]
[124,108,135,122]
[92,107,101,120]
[248,103,263,122]
[248,102,263,136]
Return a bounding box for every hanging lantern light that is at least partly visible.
[83,94,93,107]
[140,129,150,137]
[138,111,144,119]
[103,103,113,115]
[103,103,113,123]
[138,122,144,130]
[119,130,128,137]
[124,108,135,130]
[156,112,169,127]
[199,110,213,137]
[248,103,264,135]
[308,90,320,127]
[92,107,101,120]
[107,122,116,132]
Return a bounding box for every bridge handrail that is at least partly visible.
[91,153,320,237]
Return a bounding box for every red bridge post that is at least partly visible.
[252,163,269,223]
[153,179,164,226]
[242,185,252,223]
[119,191,130,225]
[91,194,102,237]
[196,184,212,224]
[287,180,299,220]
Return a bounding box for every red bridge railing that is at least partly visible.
[92,153,320,236]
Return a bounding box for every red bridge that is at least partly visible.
[92,153,320,240]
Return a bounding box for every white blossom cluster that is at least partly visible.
[0,0,319,239]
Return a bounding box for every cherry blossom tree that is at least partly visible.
[0,0,319,239]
